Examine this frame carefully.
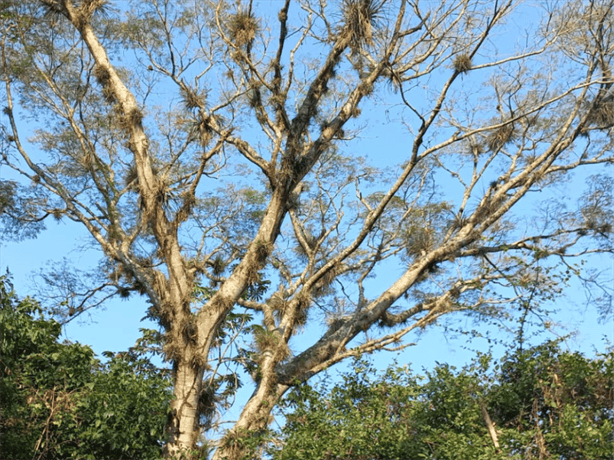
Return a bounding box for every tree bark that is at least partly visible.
[213,357,288,460]
[479,399,500,451]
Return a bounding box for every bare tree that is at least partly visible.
[1,0,612,458]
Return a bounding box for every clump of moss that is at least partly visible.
[227,11,259,47]
[453,53,472,74]
[587,97,614,128]
[486,123,516,151]
[341,0,384,52]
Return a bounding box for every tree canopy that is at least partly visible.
[0,0,612,458]
[271,341,613,460]
[0,275,173,460]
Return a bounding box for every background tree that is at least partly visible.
[0,275,173,460]
[0,0,612,458]
[272,341,613,460]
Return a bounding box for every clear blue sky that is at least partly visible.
[1,116,612,439]
[1,0,612,431]
[1,152,610,372]
[1,211,611,429]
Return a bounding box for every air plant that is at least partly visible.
[227,11,259,47]
[453,53,472,74]
[341,0,385,52]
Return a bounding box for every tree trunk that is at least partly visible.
[165,191,290,458]
[213,383,288,460]
[165,355,204,459]
[212,343,289,460]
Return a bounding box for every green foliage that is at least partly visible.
[271,342,613,460]
[0,274,91,458]
[0,275,173,459]
[73,352,173,460]
[491,341,613,460]
[0,179,48,240]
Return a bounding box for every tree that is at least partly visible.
[0,0,612,458]
[0,275,173,459]
[272,341,613,460]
